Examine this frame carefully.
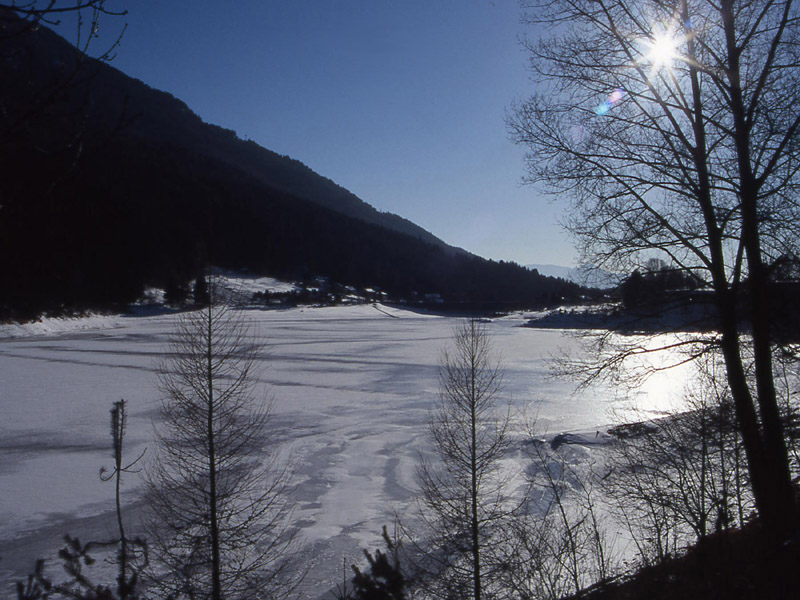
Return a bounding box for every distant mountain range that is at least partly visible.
[0,10,584,319]
[528,264,618,289]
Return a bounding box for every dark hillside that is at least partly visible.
[0,13,582,318]
[0,11,450,249]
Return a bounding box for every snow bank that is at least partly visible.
[0,314,121,339]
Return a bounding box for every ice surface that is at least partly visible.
[0,304,692,598]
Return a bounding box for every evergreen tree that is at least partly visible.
[351,527,407,600]
[193,274,210,307]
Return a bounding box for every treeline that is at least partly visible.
[0,15,581,321]
[1,134,580,320]
[615,259,800,339]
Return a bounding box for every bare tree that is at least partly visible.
[411,319,511,600]
[145,283,302,600]
[776,356,800,473]
[509,0,800,530]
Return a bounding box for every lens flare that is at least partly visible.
[596,88,625,116]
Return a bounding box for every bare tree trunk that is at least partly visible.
[719,0,796,529]
[205,308,222,600]
[101,399,147,600]
[469,345,482,600]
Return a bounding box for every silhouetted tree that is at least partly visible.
[510,0,800,531]
[163,277,189,307]
[411,320,511,600]
[350,526,408,600]
[605,361,752,565]
[16,400,146,600]
[99,400,146,600]
[145,281,302,600]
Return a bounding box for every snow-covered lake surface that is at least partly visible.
[0,304,691,598]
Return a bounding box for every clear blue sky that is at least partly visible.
[74,0,575,266]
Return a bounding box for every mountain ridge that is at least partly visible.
[528,264,617,288]
[0,13,583,318]
[6,17,457,252]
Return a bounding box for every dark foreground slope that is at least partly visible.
[0,13,580,319]
[569,514,800,600]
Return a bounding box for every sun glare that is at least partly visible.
[643,26,682,73]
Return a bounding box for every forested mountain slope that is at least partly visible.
[0,12,581,318]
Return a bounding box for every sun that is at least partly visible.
[649,33,677,66]
[643,26,682,73]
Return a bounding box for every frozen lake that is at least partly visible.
[0,304,689,598]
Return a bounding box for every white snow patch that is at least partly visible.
[209,267,301,297]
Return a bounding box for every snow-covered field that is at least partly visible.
[0,304,691,598]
